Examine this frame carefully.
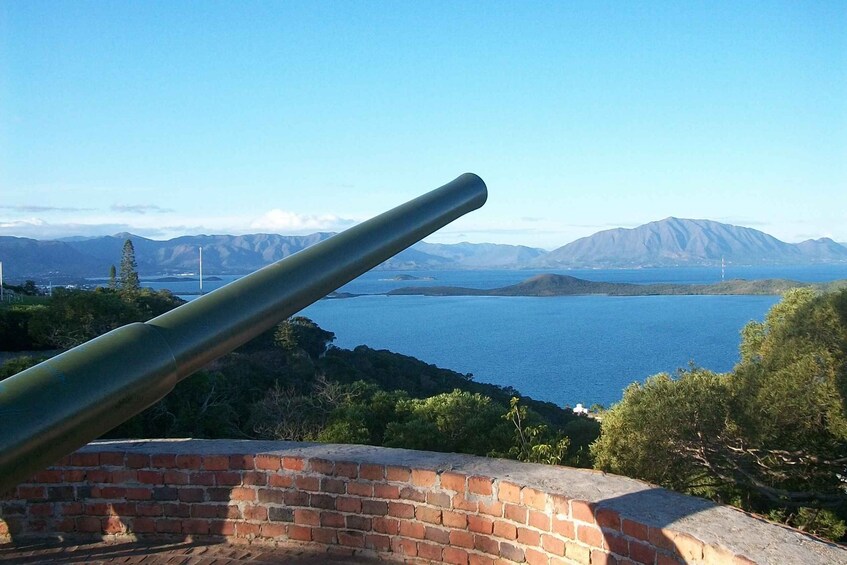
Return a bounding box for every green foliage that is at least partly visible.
[274,316,335,360]
[108,265,117,290]
[502,398,571,465]
[593,288,847,542]
[0,356,44,381]
[119,239,140,293]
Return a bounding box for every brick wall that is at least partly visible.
[1,440,843,564]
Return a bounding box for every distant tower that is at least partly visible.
[0,261,4,302]
[199,247,204,295]
[721,256,725,282]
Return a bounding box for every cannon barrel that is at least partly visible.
[0,173,487,492]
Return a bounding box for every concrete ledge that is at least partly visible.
[1,439,844,564]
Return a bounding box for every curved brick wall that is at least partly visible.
[1,440,843,564]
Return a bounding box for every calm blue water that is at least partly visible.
[141,265,847,408]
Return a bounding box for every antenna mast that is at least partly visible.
[199,247,203,295]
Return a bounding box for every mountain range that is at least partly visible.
[1,218,846,281]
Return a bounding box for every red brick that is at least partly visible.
[426,490,452,508]
[178,488,205,503]
[243,505,268,521]
[552,517,575,539]
[192,504,224,519]
[230,454,254,470]
[174,454,201,469]
[310,458,334,475]
[469,514,494,534]
[418,541,444,561]
[260,523,287,538]
[550,494,570,514]
[529,509,551,531]
[334,462,358,479]
[229,487,255,502]
[577,525,604,549]
[135,470,161,484]
[294,509,320,526]
[99,452,125,466]
[450,529,475,548]
[235,522,260,539]
[123,453,149,469]
[453,493,478,512]
[320,511,345,528]
[475,533,500,555]
[649,527,678,552]
[523,487,547,511]
[441,472,466,492]
[386,465,411,482]
[374,484,400,499]
[155,519,182,534]
[61,502,84,515]
[469,555,496,565]
[629,540,657,565]
[135,502,163,517]
[182,519,210,535]
[347,481,373,497]
[658,554,684,565]
[518,526,542,546]
[335,496,361,513]
[542,534,566,556]
[199,455,228,471]
[596,508,621,531]
[76,516,101,533]
[605,533,629,556]
[241,471,266,486]
[62,470,86,482]
[282,456,305,471]
[391,537,417,556]
[345,514,371,531]
[494,520,517,540]
[443,546,469,564]
[105,470,133,483]
[525,548,548,565]
[322,477,347,494]
[362,499,388,516]
[162,470,189,485]
[500,542,525,562]
[443,510,467,529]
[209,520,236,536]
[425,525,450,544]
[295,475,320,491]
[16,486,45,500]
[359,464,384,481]
[412,506,440,525]
[400,520,426,539]
[504,503,527,524]
[571,500,595,524]
[338,530,365,548]
[497,481,521,504]
[131,517,156,534]
[591,550,619,565]
[151,454,176,468]
[479,499,503,517]
[411,469,437,487]
[399,486,425,502]
[388,501,415,519]
[287,524,312,541]
[312,527,338,545]
[373,517,399,535]
[469,475,493,496]
[268,473,293,488]
[622,519,648,540]
[365,533,391,551]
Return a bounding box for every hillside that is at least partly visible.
[539,217,847,268]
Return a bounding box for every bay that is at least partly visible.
[141,265,847,408]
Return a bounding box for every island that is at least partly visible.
[385,274,847,297]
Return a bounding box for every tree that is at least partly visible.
[592,288,847,541]
[108,264,117,290]
[274,316,335,360]
[119,239,140,293]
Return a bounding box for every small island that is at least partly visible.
[379,274,437,282]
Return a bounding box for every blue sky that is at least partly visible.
[1,1,845,249]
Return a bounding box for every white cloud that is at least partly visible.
[249,209,357,232]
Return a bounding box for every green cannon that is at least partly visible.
[0,174,487,493]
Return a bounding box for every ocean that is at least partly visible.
[142,265,847,408]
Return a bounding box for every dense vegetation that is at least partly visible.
[592,287,847,541]
[0,289,598,469]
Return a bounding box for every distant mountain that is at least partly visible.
[414,242,547,268]
[538,217,847,268]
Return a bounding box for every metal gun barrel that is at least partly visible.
[0,173,487,492]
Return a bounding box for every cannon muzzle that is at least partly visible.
[0,173,487,492]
